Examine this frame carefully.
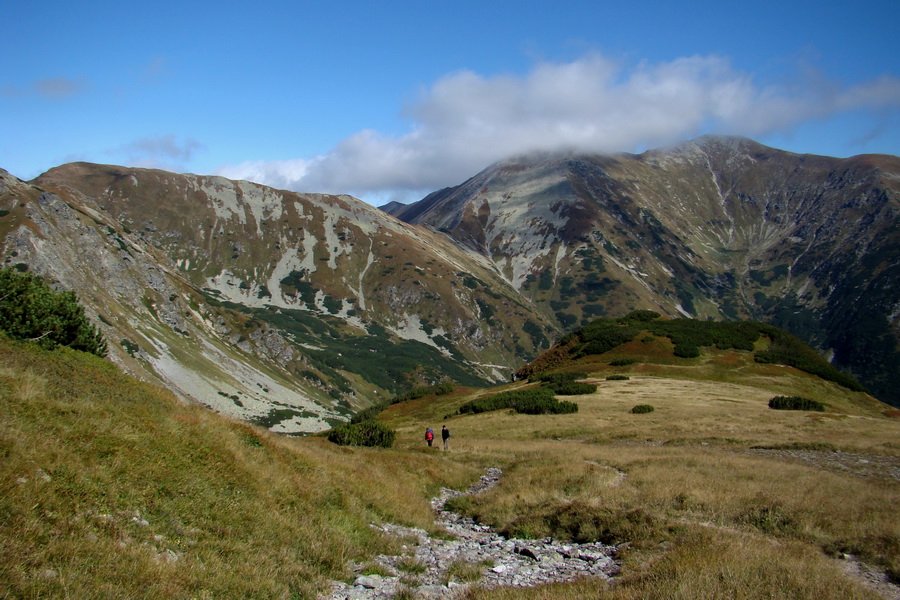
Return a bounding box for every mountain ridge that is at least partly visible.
[1,135,898,426]
[1,164,559,432]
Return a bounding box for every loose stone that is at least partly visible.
[323,468,619,599]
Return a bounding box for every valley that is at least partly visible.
[1,314,897,599]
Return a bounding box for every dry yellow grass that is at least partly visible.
[0,337,476,599]
[3,333,898,599]
[386,368,900,598]
[461,527,876,600]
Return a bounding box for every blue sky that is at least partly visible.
[3,0,899,205]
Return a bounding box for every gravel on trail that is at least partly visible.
[322,468,620,599]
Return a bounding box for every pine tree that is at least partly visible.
[0,267,107,357]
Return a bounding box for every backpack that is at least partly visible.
[426,429,434,440]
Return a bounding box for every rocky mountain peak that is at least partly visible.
[389,136,900,406]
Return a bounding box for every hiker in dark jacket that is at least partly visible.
[441,425,450,450]
[425,427,434,447]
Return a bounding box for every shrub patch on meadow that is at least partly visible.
[458,387,579,416]
[456,371,599,415]
[327,420,397,447]
[609,358,638,366]
[768,396,826,412]
[529,371,596,396]
[548,311,866,393]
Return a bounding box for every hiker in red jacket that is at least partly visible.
[425,427,434,447]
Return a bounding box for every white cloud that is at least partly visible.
[216,158,311,191]
[112,134,204,172]
[217,53,900,203]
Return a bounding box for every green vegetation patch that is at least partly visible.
[120,338,140,356]
[538,269,554,291]
[529,371,596,395]
[609,358,638,366]
[0,267,107,357]
[768,396,826,412]
[565,319,639,357]
[556,311,865,393]
[327,420,397,448]
[644,318,759,355]
[279,269,318,305]
[475,297,495,321]
[631,404,655,414]
[459,272,485,290]
[204,298,487,398]
[458,387,578,416]
[549,381,597,395]
[755,332,867,393]
[351,382,454,424]
[251,406,318,429]
[523,319,549,348]
[530,371,588,384]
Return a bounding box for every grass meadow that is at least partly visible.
[1,334,897,599]
[383,352,899,600]
[0,336,477,599]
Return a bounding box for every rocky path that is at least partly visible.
[323,468,619,599]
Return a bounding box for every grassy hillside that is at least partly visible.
[0,334,477,599]
[2,316,898,599]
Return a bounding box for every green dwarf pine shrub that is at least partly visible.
[529,371,595,395]
[768,396,826,412]
[530,371,588,384]
[0,267,107,356]
[458,387,578,415]
[609,358,638,366]
[327,420,397,447]
[549,381,597,395]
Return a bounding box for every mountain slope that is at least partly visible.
[390,136,900,406]
[0,334,477,599]
[1,135,897,424]
[0,166,555,433]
